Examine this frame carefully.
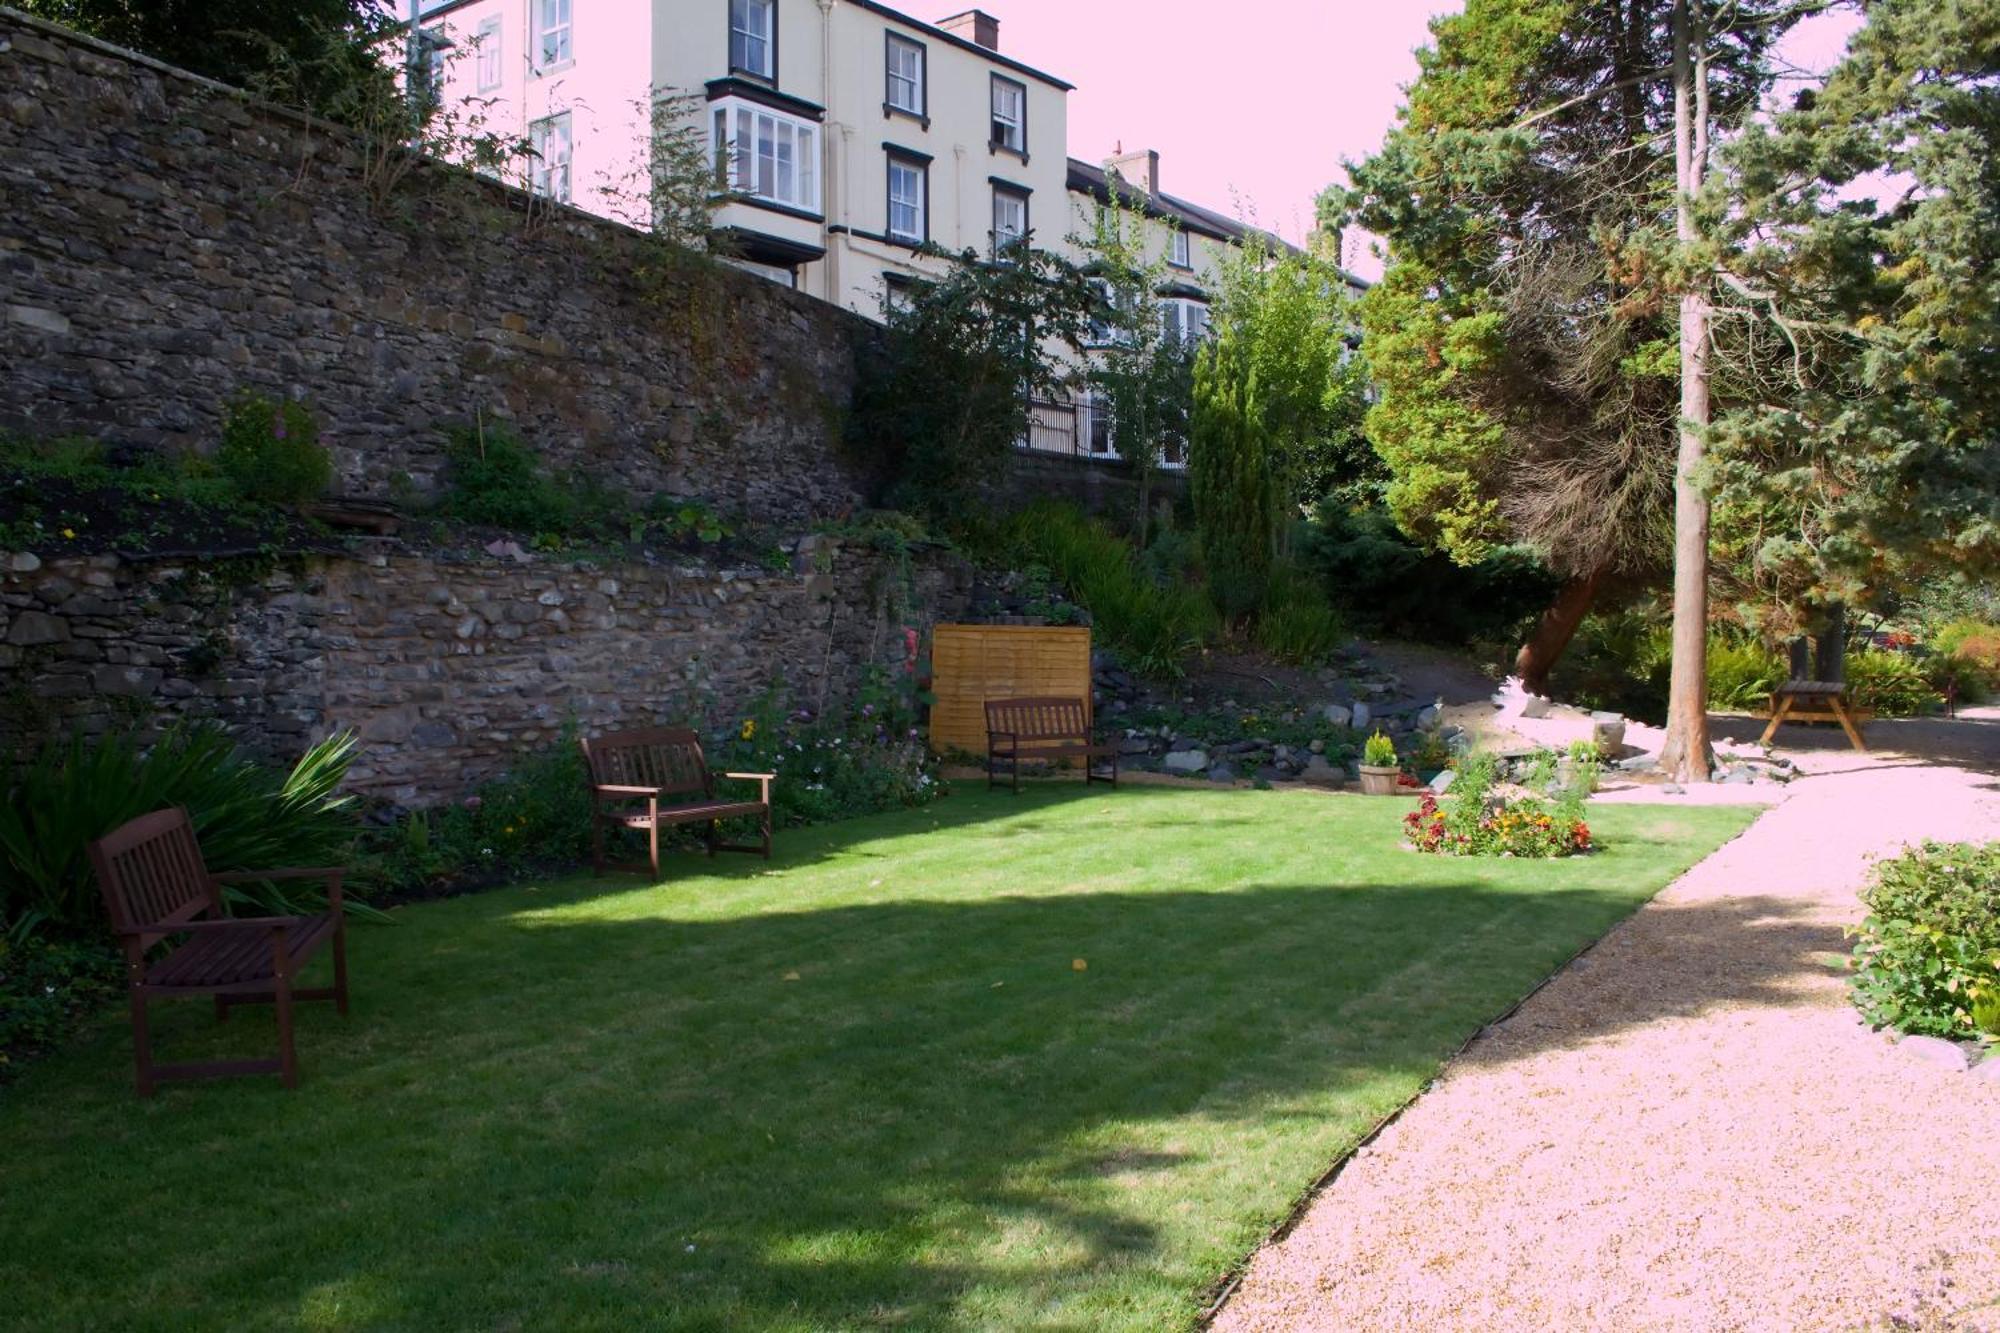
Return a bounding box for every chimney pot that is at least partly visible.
[937,9,1000,50]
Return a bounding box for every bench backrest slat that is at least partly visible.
[87,807,218,934]
[580,727,712,797]
[985,696,1090,741]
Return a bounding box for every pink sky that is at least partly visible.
[990,1,1459,271]
[983,1,1863,278]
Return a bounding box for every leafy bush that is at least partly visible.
[437,422,614,540]
[1256,562,1346,665]
[1926,620,2000,704]
[1706,639,1784,712]
[1404,751,1593,857]
[0,726,362,939]
[1849,841,2000,1040]
[1846,649,1942,718]
[362,734,595,895]
[0,934,119,1082]
[1009,502,1215,678]
[716,667,941,828]
[1296,503,1558,646]
[1362,732,1397,767]
[216,391,334,506]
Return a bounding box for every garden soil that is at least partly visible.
[1213,709,2000,1333]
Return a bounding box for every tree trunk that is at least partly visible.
[1515,565,1608,695]
[1658,0,1714,782]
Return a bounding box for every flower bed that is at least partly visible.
[1404,751,1596,859]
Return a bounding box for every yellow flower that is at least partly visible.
[740,719,757,740]
[61,527,76,539]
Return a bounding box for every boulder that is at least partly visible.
[1206,763,1238,784]
[1897,1035,1971,1073]
[1162,749,1209,774]
[1520,695,1554,719]
[1321,703,1352,728]
[1350,702,1372,732]
[1430,770,1456,795]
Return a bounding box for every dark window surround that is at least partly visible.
[885,146,932,247]
[727,0,778,84]
[705,76,824,121]
[1168,230,1194,271]
[883,31,929,128]
[989,74,1028,158]
[990,178,1031,252]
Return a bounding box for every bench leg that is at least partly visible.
[131,989,155,1099]
[1833,697,1867,752]
[649,819,662,880]
[1759,695,1793,746]
[761,807,773,859]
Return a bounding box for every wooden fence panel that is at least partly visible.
[929,624,1093,755]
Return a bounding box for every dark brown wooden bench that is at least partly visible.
[985,696,1119,792]
[581,727,775,878]
[87,807,350,1097]
[1761,680,1871,752]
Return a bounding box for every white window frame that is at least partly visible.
[1162,297,1209,344]
[1083,390,1118,459]
[533,0,572,72]
[529,112,573,203]
[886,34,925,116]
[730,0,776,79]
[474,16,503,92]
[990,76,1026,153]
[1171,228,1191,269]
[711,97,822,215]
[887,154,926,243]
[991,185,1028,254]
[418,27,449,105]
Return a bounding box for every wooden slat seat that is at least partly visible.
[144,914,337,988]
[87,807,351,1096]
[581,727,775,878]
[986,697,1119,792]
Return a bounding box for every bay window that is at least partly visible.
[1162,298,1209,343]
[711,98,821,214]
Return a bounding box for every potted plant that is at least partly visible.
[1359,732,1402,795]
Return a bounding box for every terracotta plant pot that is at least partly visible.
[1358,764,1402,796]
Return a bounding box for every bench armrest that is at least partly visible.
[128,916,307,936]
[593,784,664,796]
[988,730,1018,743]
[720,772,774,801]
[213,867,344,883]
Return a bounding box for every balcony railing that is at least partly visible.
[1018,396,1185,469]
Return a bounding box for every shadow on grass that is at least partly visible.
[0,786,1761,1331]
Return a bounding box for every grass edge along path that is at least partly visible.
[0,786,1756,1332]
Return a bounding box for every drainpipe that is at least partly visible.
[818,0,839,305]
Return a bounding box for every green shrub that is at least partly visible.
[216,391,334,506]
[0,430,294,554]
[0,726,362,939]
[1404,750,1594,858]
[1846,649,1942,718]
[1707,640,1784,712]
[437,422,610,539]
[1362,732,1397,767]
[361,732,595,894]
[1010,502,1215,678]
[1927,620,2000,703]
[0,934,120,1082]
[1849,841,2000,1039]
[1256,562,1346,665]
[716,669,942,828]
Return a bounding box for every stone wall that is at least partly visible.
[0,8,873,523]
[1003,451,1189,530]
[0,540,971,803]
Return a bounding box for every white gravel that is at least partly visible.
[1213,720,2000,1333]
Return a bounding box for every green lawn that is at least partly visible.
[0,786,1754,1332]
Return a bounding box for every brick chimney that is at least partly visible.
[937,9,1000,50]
[1107,148,1159,197]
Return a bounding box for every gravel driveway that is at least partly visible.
[1213,713,2000,1332]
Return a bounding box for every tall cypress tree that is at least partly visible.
[1191,329,1278,621]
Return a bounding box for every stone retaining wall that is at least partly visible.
[0,540,970,803]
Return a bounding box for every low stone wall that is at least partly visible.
[1004,451,1189,529]
[0,539,971,803]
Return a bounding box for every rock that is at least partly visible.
[1616,754,1659,772]
[5,551,40,573]
[1662,783,1685,795]
[1162,749,1208,774]
[1300,756,1343,786]
[1118,736,1153,756]
[1256,765,1287,784]
[1897,1035,1971,1073]
[1205,763,1237,784]
[1520,695,1554,719]
[91,664,162,696]
[1309,738,1326,754]
[1430,770,1455,795]
[1416,704,1441,729]
[1591,712,1627,751]
[5,610,68,645]
[1321,703,1352,728]
[1350,702,1371,732]
[1972,1056,2000,1085]
[1719,765,1755,785]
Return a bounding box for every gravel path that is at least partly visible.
[1214,719,2000,1332]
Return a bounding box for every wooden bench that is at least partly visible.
[87,807,350,1097]
[985,696,1119,792]
[1760,680,1870,752]
[581,727,775,878]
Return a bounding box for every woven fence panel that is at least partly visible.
[929,625,1093,755]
